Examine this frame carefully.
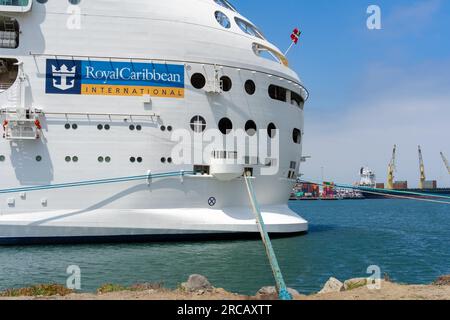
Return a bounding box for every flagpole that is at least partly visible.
[284,42,295,56]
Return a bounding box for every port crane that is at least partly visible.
[418,146,427,189]
[441,152,450,174]
[387,145,397,189]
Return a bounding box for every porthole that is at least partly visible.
[215,11,231,29]
[36,155,42,162]
[65,156,71,162]
[161,126,166,132]
[130,157,136,163]
[167,157,173,164]
[293,128,301,144]
[267,123,277,139]
[68,0,81,5]
[0,155,5,162]
[105,124,111,130]
[72,124,78,130]
[245,120,257,136]
[245,80,256,95]
[220,76,232,92]
[268,85,287,102]
[65,123,71,130]
[98,156,104,163]
[235,17,264,39]
[136,125,142,131]
[137,157,143,163]
[72,156,79,162]
[190,116,207,133]
[97,124,103,130]
[291,92,305,109]
[167,126,173,132]
[129,124,135,131]
[161,157,166,163]
[191,73,206,89]
[105,156,111,163]
[218,117,233,135]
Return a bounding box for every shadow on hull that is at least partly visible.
[0,231,308,246]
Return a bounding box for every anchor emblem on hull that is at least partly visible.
[51,64,77,91]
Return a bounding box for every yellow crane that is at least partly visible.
[387,145,397,189]
[441,152,450,174]
[418,146,426,189]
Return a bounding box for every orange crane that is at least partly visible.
[387,145,397,189]
[441,152,450,174]
[418,146,426,189]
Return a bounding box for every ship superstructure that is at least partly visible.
[0,0,308,243]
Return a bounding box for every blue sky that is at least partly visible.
[235,0,450,187]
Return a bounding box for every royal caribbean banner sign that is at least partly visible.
[45,59,185,98]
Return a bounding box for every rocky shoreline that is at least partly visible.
[1,274,449,300]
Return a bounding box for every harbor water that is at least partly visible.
[0,199,449,295]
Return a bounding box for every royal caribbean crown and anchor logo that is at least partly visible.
[45,59,185,98]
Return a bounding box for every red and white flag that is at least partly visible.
[290,28,301,44]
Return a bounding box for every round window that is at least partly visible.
[215,11,231,29]
[245,80,256,95]
[191,73,206,89]
[218,117,233,135]
[220,76,232,92]
[293,128,302,144]
[267,123,277,139]
[190,116,207,133]
[245,120,257,136]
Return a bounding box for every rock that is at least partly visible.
[432,275,450,286]
[318,277,344,294]
[344,278,368,291]
[181,274,213,292]
[256,286,300,297]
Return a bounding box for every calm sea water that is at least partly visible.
[0,200,449,295]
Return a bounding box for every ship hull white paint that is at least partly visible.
[0,0,308,243]
[0,205,308,244]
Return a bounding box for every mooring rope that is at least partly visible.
[0,171,195,195]
[244,173,292,300]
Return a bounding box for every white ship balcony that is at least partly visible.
[0,0,32,13]
[210,151,244,181]
[4,119,39,140]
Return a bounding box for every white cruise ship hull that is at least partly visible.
[0,205,307,244]
[0,0,309,244]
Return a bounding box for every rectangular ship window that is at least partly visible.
[194,165,210,175]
